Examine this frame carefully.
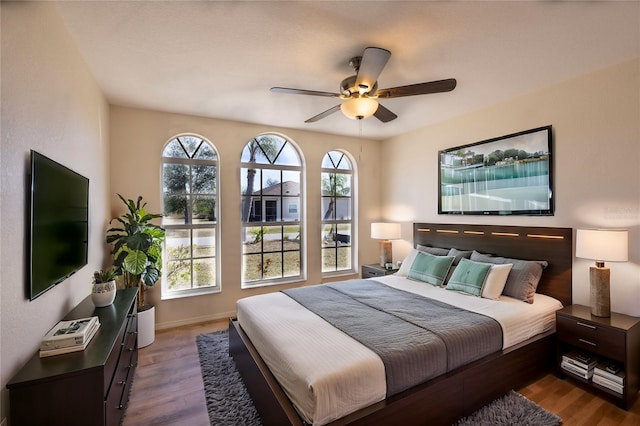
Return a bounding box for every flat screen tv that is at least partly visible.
[29,150,89,300]
[438,125,553,216]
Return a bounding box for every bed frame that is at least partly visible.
[229,223,573,425]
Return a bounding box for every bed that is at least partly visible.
[229,223,573,425]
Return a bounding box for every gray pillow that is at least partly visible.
[417,244,450,256]
[470,251,548,303]
[408,252,455,286]
[447,248,473,266]
[446,258,492,297]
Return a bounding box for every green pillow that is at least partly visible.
[407,252,455,286]
[446,258,492,296]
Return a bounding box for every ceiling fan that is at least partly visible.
[271,47,457,123]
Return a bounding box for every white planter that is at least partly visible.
[91,280,116,307]
[137,305,155,348]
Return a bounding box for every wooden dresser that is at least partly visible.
[7,289,138,426]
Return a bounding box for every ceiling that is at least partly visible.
[54,1,640,140]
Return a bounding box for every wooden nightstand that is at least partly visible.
[556,304,640,409]
[362,263,398,278]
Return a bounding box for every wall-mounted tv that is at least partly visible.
[438,125,553,216]
[29,150,89,300]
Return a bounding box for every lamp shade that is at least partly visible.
[340,96,379,120]
[371,222,401,240]
[576,229,628,262]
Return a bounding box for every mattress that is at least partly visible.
[236,275,562,425]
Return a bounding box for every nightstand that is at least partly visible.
[556,304,640,409]
[362,263,398,278]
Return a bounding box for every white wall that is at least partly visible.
[380,59,640,316]
[0,3,110,421]
[108,106,382,329]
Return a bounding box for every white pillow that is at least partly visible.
[481,263,514,300]
[395,249,420,277]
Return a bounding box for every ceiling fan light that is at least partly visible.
[340,96,379,120]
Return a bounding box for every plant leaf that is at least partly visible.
[123,250,148,275]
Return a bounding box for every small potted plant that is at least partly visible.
[91,267,117,307]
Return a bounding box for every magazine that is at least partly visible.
[40,317,99,350]
[40,322,100,357]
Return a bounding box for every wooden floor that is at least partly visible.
[123,320,640,426]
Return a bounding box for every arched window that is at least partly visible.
[161,134,219,297]
[321,150,356,274]
[240,134,303,287]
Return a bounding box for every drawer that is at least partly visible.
[362,266,385,278]
[103,321,127,395]
[557,316,626,360]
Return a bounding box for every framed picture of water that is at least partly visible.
[438,125,553,216]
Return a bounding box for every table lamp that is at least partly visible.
[371,222,401,267]
[576,229,628,317]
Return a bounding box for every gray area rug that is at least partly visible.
[197,330,561,426]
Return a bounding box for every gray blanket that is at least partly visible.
[283,279,502,396]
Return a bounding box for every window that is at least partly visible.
[241,134,303,287]
[161,135,219,297]
[321,150,355,274]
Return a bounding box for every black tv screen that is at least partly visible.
[438,126,553,216]
[29,151,89,300]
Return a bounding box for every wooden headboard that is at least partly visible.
[413,223,573,306]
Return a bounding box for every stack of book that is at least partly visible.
[39,316,100,357]
[561,350,598,380]
[593,361,625,394]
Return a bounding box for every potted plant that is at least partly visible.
[91,267,117,307]
[106,194,165,347]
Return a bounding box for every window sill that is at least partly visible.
[161,286,220,301]
[322,269,357,279]
[241,276,305,290]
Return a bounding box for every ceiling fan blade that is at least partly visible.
[375,78,457,99]
[374,103,398,123]
[271,87,340,98]
[305,105,341,123]
[355,47,391,94]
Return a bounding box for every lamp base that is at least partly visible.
[590,266,610,317]
[379,240,392,267]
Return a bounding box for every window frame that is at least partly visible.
[321,150,357,277]
[240,134,305,289]
[161,134,220,300]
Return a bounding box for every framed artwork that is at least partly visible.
[438,125,553,216]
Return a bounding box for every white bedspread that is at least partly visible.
[236,275,562,425]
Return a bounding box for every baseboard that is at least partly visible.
[155,310,235,330]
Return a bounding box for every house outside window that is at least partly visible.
[321,150,356,274]
[241,134,304,287]
[161,134,219,298]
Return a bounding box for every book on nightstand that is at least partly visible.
[593,374,624,394]
[561,360,594,380]
[593,360,625,394]
[562,350,598,371]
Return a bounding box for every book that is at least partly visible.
[593,374,624,394]
[594,361,625,385]
[562,350,598,371]
[41,319,100,350]
[39,322,100,357]
[40,317,99,350]
[561,360,594,379]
